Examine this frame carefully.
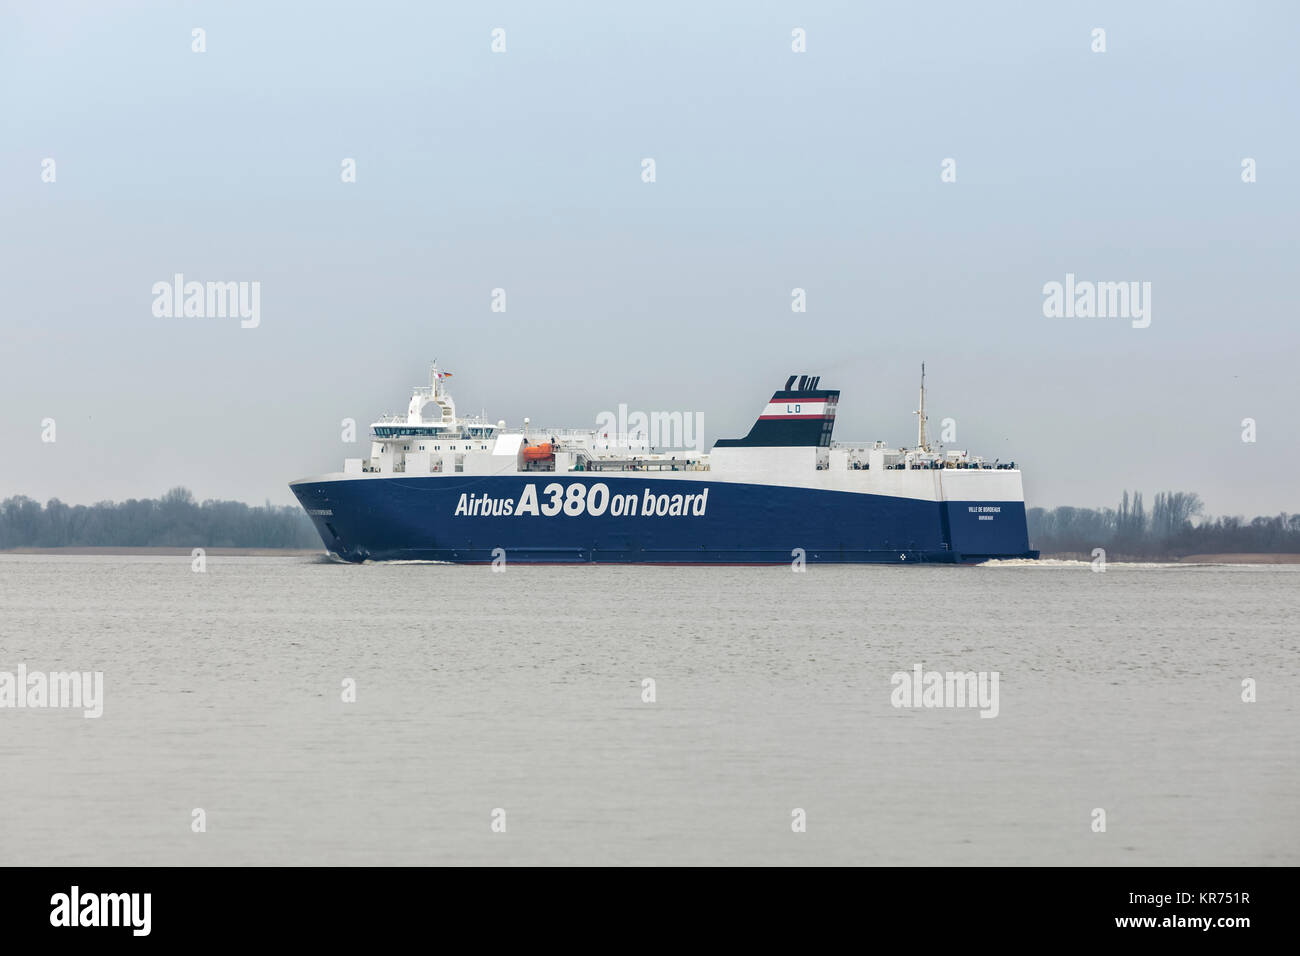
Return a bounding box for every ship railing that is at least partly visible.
[527,427,624,442]
[577,459,709,473]
[878,462,1016,471]
[372,416,455,427]
[372,413,499,427]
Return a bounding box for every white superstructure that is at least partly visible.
[329,362,1023,504]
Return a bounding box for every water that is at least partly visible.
[0,555,1295,865]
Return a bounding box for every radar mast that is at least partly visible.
[915,363,930,452]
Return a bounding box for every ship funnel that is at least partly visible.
[714,375,839,448]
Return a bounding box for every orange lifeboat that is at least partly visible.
[522,442,555,462]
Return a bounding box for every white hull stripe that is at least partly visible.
[757,399,832,420]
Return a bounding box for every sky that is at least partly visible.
[2,1,1297,515]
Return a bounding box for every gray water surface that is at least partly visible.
[0,555,1295,865]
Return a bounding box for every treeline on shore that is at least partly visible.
[1028,491,1300,557]
[0,488,320,549]
[2,486,1298,557]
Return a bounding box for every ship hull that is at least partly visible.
[290,474,1037,564]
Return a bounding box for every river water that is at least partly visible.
[0,555,1295,865]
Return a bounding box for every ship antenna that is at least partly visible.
[915,362,929,452]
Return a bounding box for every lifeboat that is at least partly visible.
[522,442,555,462]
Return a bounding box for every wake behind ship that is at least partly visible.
[290,364,1038,564]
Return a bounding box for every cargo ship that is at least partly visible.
[290,363,1038,564]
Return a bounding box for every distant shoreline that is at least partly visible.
[2,547,1298,563]
[0,546,324,557]
[1039,552,1300,564]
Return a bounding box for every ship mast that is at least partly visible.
[915,362,929,452]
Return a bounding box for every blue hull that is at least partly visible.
[291,475,1037,564]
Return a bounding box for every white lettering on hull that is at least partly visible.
[454,484,709,518]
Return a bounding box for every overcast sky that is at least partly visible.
[2,1,1297,515]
